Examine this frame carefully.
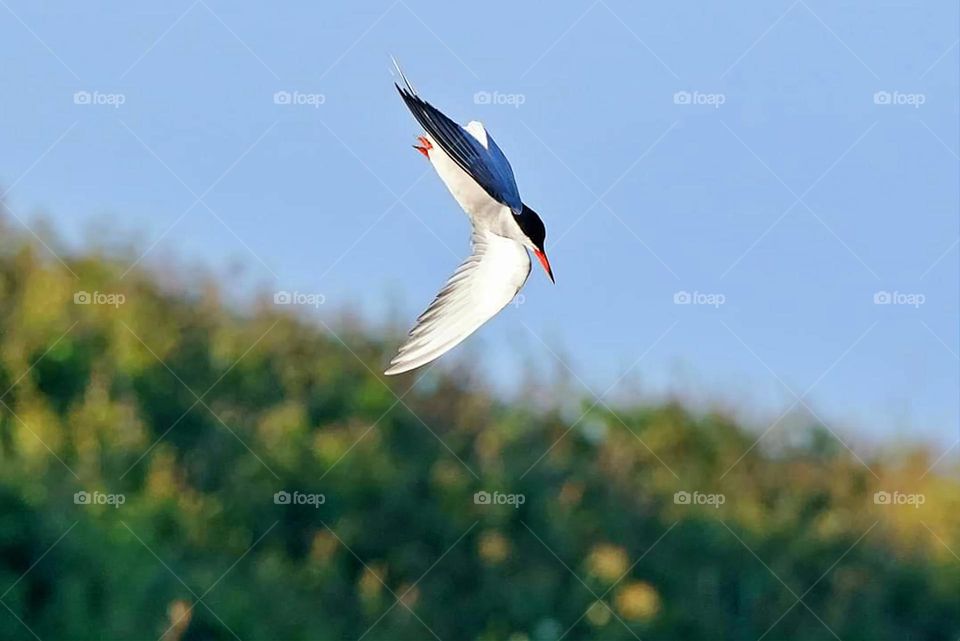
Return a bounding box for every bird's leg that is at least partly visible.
[412,135,432,158]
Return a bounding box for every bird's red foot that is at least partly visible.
[413,135,432,158]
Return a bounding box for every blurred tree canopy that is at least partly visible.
[0,222,958,641]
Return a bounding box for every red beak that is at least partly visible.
[534,249,555,283]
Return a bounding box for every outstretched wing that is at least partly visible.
[393,60,522,213]
[385,230,531,375]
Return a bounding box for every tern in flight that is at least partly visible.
[385,60,554,375]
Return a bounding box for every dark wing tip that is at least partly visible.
[394,83,422,110]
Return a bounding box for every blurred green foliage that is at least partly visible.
[0,225,958,640]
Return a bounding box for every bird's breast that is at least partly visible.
[427,135,502,222]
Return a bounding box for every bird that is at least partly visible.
[384,59,554,376]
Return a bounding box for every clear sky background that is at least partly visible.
[1,1,957,452]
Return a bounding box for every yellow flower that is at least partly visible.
[586,601,611,627]
[478,530,511,564]
[615,581,661,622]
[358,563,387,602]
[163,600,191,641]
[587,543,629,581]
[309,530,338,565]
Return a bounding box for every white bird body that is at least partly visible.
[424,124,532,244]
[385,62,553,375]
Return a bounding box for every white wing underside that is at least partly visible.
[385,229,531,375]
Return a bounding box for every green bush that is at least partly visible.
[0,226,957,640]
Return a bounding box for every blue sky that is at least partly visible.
[1,1,957,450]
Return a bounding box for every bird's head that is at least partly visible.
[516,204,554,283]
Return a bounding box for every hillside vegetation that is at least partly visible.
[1,223,958,640]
